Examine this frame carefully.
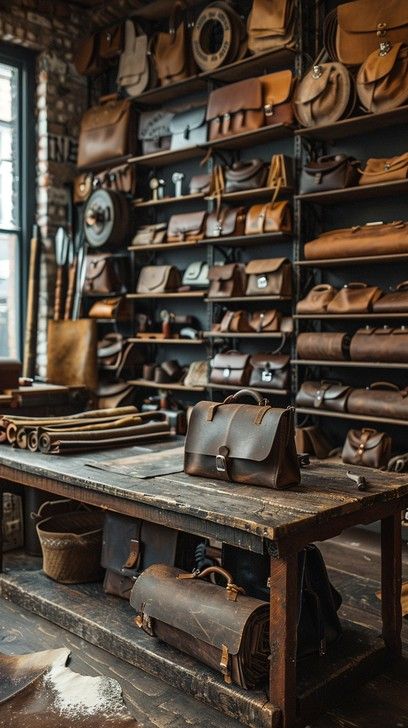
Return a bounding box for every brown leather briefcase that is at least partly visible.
[209,351,251,387]
[206,77,264,141]
[360,152,408,186]
[77,95,137,168]
[245,201,292,235]
[136,266,181,294]
[245,257,292,297]
[167,211,207,242]
[296,381,351,412]
[207,263,246,299]
[249,354,290,389]
[260,70,294,126]
[130,564,270,688]
[205,207,246,239]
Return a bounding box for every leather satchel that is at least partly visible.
[138,110,174,155]
[360,152,408,186]
[206,77,264,141]
[294,60,355,128]
[297,332,350,361]
[209,351,251,387]
[117,21,153,98]
[327,283,383,314]
[347,382,408,420]
[245,258,292,297]
[245,200,292,235]
[260,70,295,126]
[249,354,290,389]
[300,155,360,194]
[219,310,252,334]
[207,263,246,299]
[182,261,209,289]
[304,221,408,261]
[296,381,351,412]
[167,211,207,242]
[131,223,167,247]
[205,207,246,239]
[136,266,181,294]
[296,284,337,314]
[153,1,195,86]
[350,326,408,363]
[334,0,408,66]
[224,160,268,193]
[170,107,207,150]
[131,564,270,688]
[342,429,392,470]
[357,42,408,113]
[83,254,125,296]
[373,281,408,312]
[77,95,137,168]
[247,0,296,54]
[184,388,300,489]
[250,310,281,332]
[0,359,21,391]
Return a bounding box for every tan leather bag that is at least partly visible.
[350,326,408,363]
[304,221,408,261]
[296,284,337,314]
[342,429,392,469]
[297,332,350,361]
[206,77,264,141]
[334,0,408,66]
[207,263,246,299]
[245,258,292,297]
[293,61,355,128]
[205,207,246,239]
[250,310,281,332]
[219,310,252,333]
[357,42,408,113]
[260,70,294,126]
[154,1,195,86]
[131,224,167,247]
[47,320,97,391]
[247,0,296,54]
[327,283,383,314]
[167,211,207,242]
[136,266,181,294]
[373,281,408,312]
[245,200,292,235]
[83,254,124,296]
[77,96,136,168]
[360,152,408,186]
[88,297,130,320]
[184,360,208,388]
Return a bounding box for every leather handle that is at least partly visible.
[396,280,408,291]
[342,282,367,289]
[54,266,63,321]
[311,284,334,292]
[177,566,245,600]
[100,93,119,104]
[369,381,400,392]
[223,388,269,406]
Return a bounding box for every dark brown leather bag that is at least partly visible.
[210,351,251,387]
[78,96,137,169]
[0,359,21,392]
[296,284,337,314]
[184,388,300,489]
[300,155,360,194]
[83,254,124,295]
[347,382,408,420]
[342,428,392,469]
[99,25,124,60]
[250,309,281,332]
[74,34,103,77]
[327,283,383,314]
[304,221,408,261]
[373,281,408,312]
[350,326,408,363]
[295,426,332,459]
[296,381,351,412]
[224,160,268,193]
[245,258,292,297]
[249,354,289,390]
[167,211,207,242]
[297,332,350,361]
[130,564,270,688]
[136,266,181,294]
[207,263,246,299]
[205,207,246,239]
[206,77,264,141]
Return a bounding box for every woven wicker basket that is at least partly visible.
[36,502,104,584]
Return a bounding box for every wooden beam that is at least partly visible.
[381,514,402,657]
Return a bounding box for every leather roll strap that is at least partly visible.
[177,565,245,601]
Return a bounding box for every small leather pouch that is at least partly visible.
[296,284,337,314]
[170,106,207,150]
[297,332,350,361]
[295,426,332,459]
[132,223,167,247]
[250,310,281,332]
[88,297,130,321]
[207,263,246,299]
[295,380,351,412]
[138,110,174,155]
[0,359,21,391]
[210,350,251,387]
[342,428,392,469]
[249,353,290,389]
[99,25,124,60]
[260,69,294,126]
[219,310,252,333]
[205,207,246,239]
[245,200,292,235]
[359,152,408,186]
[373,281,408,313]
[245,258,292,297]
[83,254,125,296]
[350,326,408,363]
[206,77,264,141]
[189,173,211,195]
[182,261,209,289]
[327,283,383,314]
[224,160,268,193]
[167,211,207,242]
[136,266,181,294]
[300,155,360,194]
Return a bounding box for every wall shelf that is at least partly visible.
[296,179,408,205]
[129,146,204,169]
[202,231,291,247]
[128,240,206,253]
[205,295,292,303]
[296,253,408,268]
[128,338,204,345]
[208,383,289,396]
[203,123,294,152]
[128,379,205,393]
[292,360,408,370]
[296,408,408,428]
[127,292,206,300]
[294,313,408,320]
[133,193,205,209]
[132,186,293,210]
[204,331,287,339]
[295,104,408,142]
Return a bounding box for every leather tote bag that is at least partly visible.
[300,155,360,194]
[170,107,207,150]
[247,0,296,54]
[192,2,247,72]
[347,382,408,420]
[357,42,408,113]
[136,266,181,294]
[206,77,264,141]
[47,320,97,391]
[373,281,408,312]
[207,263,246,299]
[245,200,292,235]
[182,261,209,289]
[327,283,384,314]
[342,428,392,469]
[304,221,408,261]
[293,60,355,128]
[260,70,294,126]
[167,211,207,242]
[153,1,196,86]
[360,152,408,186]
[224,159,268,193]
[350,326,408,363]
[77,95,136,168]
[130,564,270,689]
[117,21,154,97]
[185,388,299,489]
[138,110,174,155]
[245,257,292,297]
[296,332,350,361]
[296,284,337,314]
[249,353,290,389]
[209,351,251,387]
[83,254,125,295]
[295,381,351,412]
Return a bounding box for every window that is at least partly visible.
[0,45,35,359]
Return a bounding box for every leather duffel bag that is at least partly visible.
[131,564,270,688]
[296,380,351,412]
[297,332,350,361]
[245,257,292,297]
[342,428,392,470]
[350,326,408,363]
[249,353,290,389]
[373,281,408,312]
[347,382,408,420]
[327,283,383,314]
[207,263,246,299]
[360,152,408,186]
[209,351,251,387]
[304,221,408,261]
[77,95,137,169]
[294,60,355,128]
[296,284,337,314]
[136,266,181,294]
[184,388,300,489]
[357,42,408,113]
[299,155,360,194]
[206,77,264,141]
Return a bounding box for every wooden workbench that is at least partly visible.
[0,443,407,728]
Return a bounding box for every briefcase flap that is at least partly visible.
[296,64,339,104]
[138,110,174,141]
[137,266,177,292]
[81,99,131,132]
[170,107,206,134]
[211,351,250,370]
[302,381,350,401]
[130,563,269,655]
[261,70,293,105]
[250,354,289,370]
[245,257,289,275]
[206,208,244,237]
[303,155,350,174]
[337,0,408,35]
[206,78,263,121]
[183,261,208,283]
[347,429,386,450]
[208,264,238,281]
[251,310,280,330]
[168,211,207,237]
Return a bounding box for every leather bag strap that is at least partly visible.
[177,565,245,601]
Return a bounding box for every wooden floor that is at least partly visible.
[0,527,407,728]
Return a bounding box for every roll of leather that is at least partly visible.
[297,332,350,361]
[350,326,408,363]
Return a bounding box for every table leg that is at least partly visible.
[0,484,3,573]
[381,513,402,657]
[269,551,298,728]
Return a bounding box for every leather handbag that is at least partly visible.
[117,21,153,98]
[296,332,350,361]
[184,388,300,489]
[250,310,281,332]
[219,310,252,334]
[138,110,174,155]
[327,283,384,314]
[170,107,207,150]
[293,60,355,128]
[209,351,251,387]
[295,381,351,412]
[350,326,408,363]
[373,281,408,312]
[167,211,207,242]
[77,95,137,168]
[304,221,408,261]
[260,70,295,126]
[206,77,264,141]
[207,263,246,299]
[0,359,21,391]
[205,207,246,239]
[153,1,195,86]
[189,173,211,195]
[299,155,360,194]
[342,429,392,470]
[184,360,208,388]
[245,258,292,297]
[296,284,337,314]
[99,25,124,61]
[182,261,209,289]
[360,152,408,186]
[192,2,247,71]
[247,0,296,54]
[249,354,290,390]
[347,382,408,420]
[136,266,181,294]
[224,160,268,193]
[83,254,125,295]
[245,200,292,235]
[295,426,332,459]
[131,564,270,689]
[131,223,167,247]
[88,297,130,321]
[47,320,98,390]
[357,42,408,113]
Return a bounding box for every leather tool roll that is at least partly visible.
[205,207,246,238]
[297,332,350,361]
[138,110,174,155]
[294,60,355,128]
[342,428,392,470]
[304,221,408,260]
[357,42,408,113]
[83,254,125,295]
[260,70,294,126]
[250,309,281,332]
[47,320,97,391]
[300,155,360,194]
[347,382,408,420]
[167,211,207,242]
[245,200,292,235]
[206,77,264,141]
[296,381,351,412]
[153,1,196,86]
[136,266,181,294]
[170,107,207,150]
[360,152,408,186]
[249,353,290,389]
[224,160,268,193]
[77,96,137,169]
[0,359,21,391]
[192,2,247,72]
[207,263,246,298]
[247,0,296,54]
[184,388,300,489]
[373,281,408,312]
[327,283,383,314]
[209,351,251,387]
[245,258,292,297]
[296,284,337,314]
[350,326,408,363]
[131,564,270,688]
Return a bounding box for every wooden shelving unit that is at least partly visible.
[128,240,206,253]
[296,179,408,205]
[128,379,205,393]
[133,186,293,210]
[295,105,408,142]
[128,337,204,346]
[292,360,408,370]
[204,331,288,339]
[294,313,408,320]
[296,408,408,428]
[127,291,206,300]
[205,295,292,303]
[208,383,289,396]
[296,253,408,268]
[133,193,205,209]
[129,231,291,253]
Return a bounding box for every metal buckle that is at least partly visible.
[312,64,322,79]
[257,275,267,289]
[216,455,227,472]
[262,370,272,383]
[223,367,231,378]
[264,103,274,117]
[384,162,391,171]
[379,40,391,56]
[223,113,231,121]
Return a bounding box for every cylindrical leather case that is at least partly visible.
[297,332,350,361]
[350,326,408,363]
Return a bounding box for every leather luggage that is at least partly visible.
[0,359,21,391]
[131,564,270,688]
[260,70,295,126]
[207,263,246,298]
[296,284,337,314]
[294,60,355,128]
[300,155,360,194]
[360,152,408,186]
[297,332,350,361]
[167,211,207,242]
[334,0,408,66]
[136,266,181,294]
[83,254,125,295]
[357,42,408,113]
[304,221,408,260]
[347,382,408,420]
[170,107,207,150]
[247,0,296,54]
[205,207,246,239]
[209,351,251,387]
[224,160,268,193]
[184,388,300,489]
[296,381,351,412]
[245,200,292,235]
[373,281,408,312]
[249,353,289,389]
[342,428,392,469]
[206,77,264,141]
[77,96,137,168]
[350,326,408,363]
[327,283,383,314]
[245,258,292,297]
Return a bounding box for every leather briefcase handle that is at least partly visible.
[177,565,245,601]
[223,388,270,406]
[369,381,400,392]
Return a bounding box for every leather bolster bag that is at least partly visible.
[138,110,174,155]
[297,333,350,361]
[245,258,292,297]
[167,211,207,242]
[300,155,360,194]
[296,284,337,314]
[304,221,408,261]
[327,283,383,314]
[293,61,355,128]
[184,388,300,489]
[208,263,245,298]
[249,354,289,389]
[136,266,181,294]
[101,512,199,599]
[210,351,251,386]
[170,107,207,150]
[206,77,264,141]
[224,160,267,193]
[77,97,136,169]
[342,428,392,470]
[130,564,270,688]
[0,359,21,391]
[350,326,408,363]
[360,152,408,186]
[334,0,408,66]
[373,281,408,312]
[296,381,351,412]
[347,382,408,420]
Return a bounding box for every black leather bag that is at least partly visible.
[299,155,360,194]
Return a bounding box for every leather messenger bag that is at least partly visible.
[296,381,351,412]
[167,211,207,242]
[184,388,300,489]
[130,564,270,688]
[206,77,264,141]
[136,266,181,294]
[207,263,246,298]
[304,221,408,261]
[249,353,290,389]
[77,95,136,169]
[293,60,355,128]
